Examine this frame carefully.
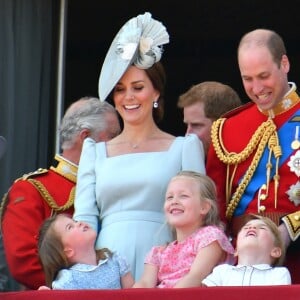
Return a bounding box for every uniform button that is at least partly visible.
[294,215,300,221]
[259,194,267,200]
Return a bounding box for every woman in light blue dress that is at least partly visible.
[74,12,206,280]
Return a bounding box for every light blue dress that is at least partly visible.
[52,252,129,289]
[74,134,205,280]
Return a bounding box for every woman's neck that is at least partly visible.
[121,122,160,141]
[115,123,163,150]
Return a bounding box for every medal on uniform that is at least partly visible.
[288,150,300,177]
[287,149,300,205]
[292,140,300,150]
[287,181,300,206]
[291,125,300,150]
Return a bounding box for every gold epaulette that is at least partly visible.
[27,179,75,212]
[0,168,48,227]
[221,101,254,119]
[282,211,300,241]
[0,167,73,225]
[15,168,48,182]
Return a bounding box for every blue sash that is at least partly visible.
[234,109,300,216]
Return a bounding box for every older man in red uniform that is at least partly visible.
[207,29,300,283]
[0,97,120,289]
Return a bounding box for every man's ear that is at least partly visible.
[79,129,90,142]
[271,246,282,259]
[281,54,290,73]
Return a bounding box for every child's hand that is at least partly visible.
[38,285,51,290]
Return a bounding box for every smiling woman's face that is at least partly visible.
[112,66,159,125]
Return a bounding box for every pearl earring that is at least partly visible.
[153,101,158,108]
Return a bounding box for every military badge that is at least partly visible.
[287,181,300,206]
[288,150,300,177]
[291,125,300,150]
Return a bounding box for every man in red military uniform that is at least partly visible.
[0,97,120,289]
[0,136,11,292]
[206,29,300,283]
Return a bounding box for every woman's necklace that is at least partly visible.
[122,128,161,149]
[127,137,155,149]
[128,139,145,149]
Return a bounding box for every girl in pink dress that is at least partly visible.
[133,171,234,288]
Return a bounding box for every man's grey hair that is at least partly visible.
[59,97,119,150]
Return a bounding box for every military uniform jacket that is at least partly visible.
[1,155,76,289]
[207,83,300,241]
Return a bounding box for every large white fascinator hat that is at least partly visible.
[0,136,7,159]
[98,12,169,101]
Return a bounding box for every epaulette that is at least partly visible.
[15,168,48,182]
[221,101,254,119]
[0,168,48,226]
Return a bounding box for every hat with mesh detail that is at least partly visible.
[98,12,169,101]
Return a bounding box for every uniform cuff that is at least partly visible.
[282,211,300,241]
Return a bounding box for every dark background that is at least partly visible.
[2,0,299,203]
[64,0,300,136]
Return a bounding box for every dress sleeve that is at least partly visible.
[52,269,73,289]
[182,134,206,174]
[144,246,163,266]
[113,252,131,276]
[73,138,99,231]
[194,226,234,263]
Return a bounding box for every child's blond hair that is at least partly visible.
[171,171,221,227]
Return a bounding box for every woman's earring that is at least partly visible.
[153,101,158,108]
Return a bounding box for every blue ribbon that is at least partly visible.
[234,110,300,216]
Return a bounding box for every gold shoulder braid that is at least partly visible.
[27,179,75,212]
[211,117,281,220]
[0,163,76,225]
[0,168,48,227]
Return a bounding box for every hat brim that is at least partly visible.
[98,18,141,102]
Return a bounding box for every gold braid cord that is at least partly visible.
[28,179,75,212]
[211,118,278,220]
